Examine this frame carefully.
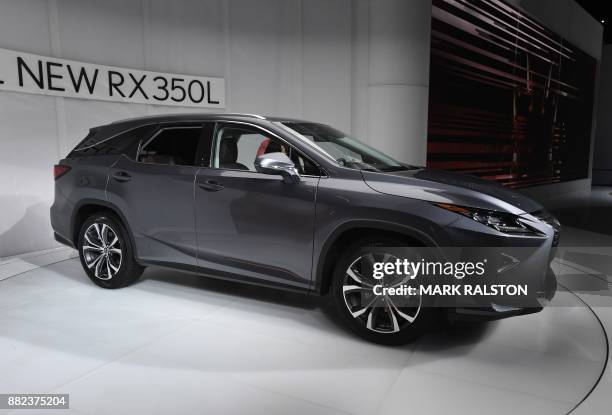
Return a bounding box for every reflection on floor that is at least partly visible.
[0,188,612,415]
[545,187,612,415]
[0,247,77,281]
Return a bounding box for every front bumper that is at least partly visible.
[450,266,557,321]
[428,206,560,320]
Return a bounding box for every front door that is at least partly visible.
[194,122,320,289]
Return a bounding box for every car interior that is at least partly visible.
[136,124,320,176]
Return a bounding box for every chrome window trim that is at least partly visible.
[223,113,266,120]
[76,115,261,152]
[77,118,327,177]
[75,122,158,151]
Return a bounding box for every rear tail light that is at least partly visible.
[54,164,71,180]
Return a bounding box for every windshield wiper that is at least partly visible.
[397,163,422,171]
[337,158,381,172]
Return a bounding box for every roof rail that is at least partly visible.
[224,113,266,120]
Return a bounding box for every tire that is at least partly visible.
[77,212,144,289]
[331,237,432,345]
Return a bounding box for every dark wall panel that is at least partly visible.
[427,0,597,188]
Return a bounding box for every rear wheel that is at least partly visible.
[331,238,432,345]
[77,213,144,289]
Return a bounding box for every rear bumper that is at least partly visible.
[54,232,75,248]
[50,187,75,247]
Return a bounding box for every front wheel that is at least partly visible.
[331,239,432,345]
[77,213,144,289]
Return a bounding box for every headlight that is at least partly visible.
[434,203,543,236]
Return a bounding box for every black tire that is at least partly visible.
[331,237,433,345]
[77,212,144,289]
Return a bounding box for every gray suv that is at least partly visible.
[51,113,559,344]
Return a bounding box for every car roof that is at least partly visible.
[74,113,317,151]
[108,113,315,126]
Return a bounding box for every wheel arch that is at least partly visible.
[71,199,137,258]
[314,220,436,295]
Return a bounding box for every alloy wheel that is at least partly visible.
[82,222,123,280]
[342,253,421,334]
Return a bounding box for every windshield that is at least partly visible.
[279,122,413,172]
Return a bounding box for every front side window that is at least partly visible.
[138,126,202,166]
[212,124,319,175]
[280,122,414,172]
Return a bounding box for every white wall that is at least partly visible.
[0,0,430,257]
[352,0,431,165]
[0,0,602,257]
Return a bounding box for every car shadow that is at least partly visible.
[0,198,57,258]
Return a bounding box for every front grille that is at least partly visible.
[532,210,561,247]
[552,230,560,247]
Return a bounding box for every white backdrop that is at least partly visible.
[0,0,602,257]
[0,0,432,257]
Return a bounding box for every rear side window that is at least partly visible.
[69,125,156,158]
[138,126,202,166]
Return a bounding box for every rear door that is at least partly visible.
[107,122,215,266]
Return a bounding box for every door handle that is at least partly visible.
[112,171,132,182]
[198,180,224,192]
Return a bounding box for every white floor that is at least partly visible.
[1,223,612,414]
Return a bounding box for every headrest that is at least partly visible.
[219,138,238,163]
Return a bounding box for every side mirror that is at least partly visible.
[255,152,300,184]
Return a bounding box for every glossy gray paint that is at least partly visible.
[107,155,199,266]
[194,168,318,289]
[51,113,556,297]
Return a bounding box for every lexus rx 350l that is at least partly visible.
[51,113,559,344]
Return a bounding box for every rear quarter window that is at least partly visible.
[69,124,156,159]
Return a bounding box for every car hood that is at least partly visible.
[361,168,542,215]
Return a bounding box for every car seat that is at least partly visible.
[219,138,249,170]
